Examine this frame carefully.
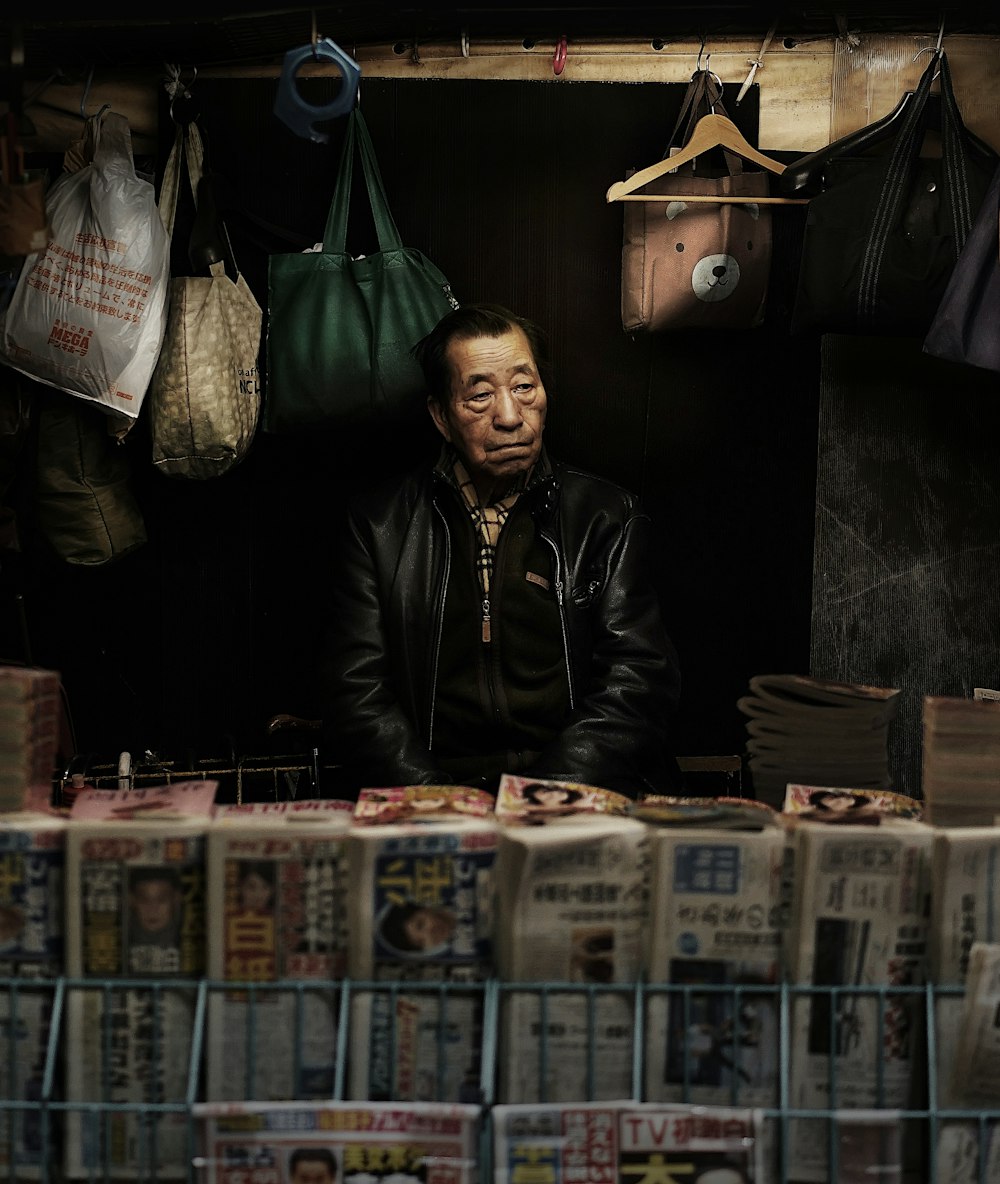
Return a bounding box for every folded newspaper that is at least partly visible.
[0,813,66,1177]
[495,813,649,1102]
[353,785,496,825]
[785,820,933,1183]
[645,826,787,1111]
[193,1100,481,1184]
[347,818,497,1102]
[64,819,208,1179]
[205,817,351,1101]
[495,773,631,823]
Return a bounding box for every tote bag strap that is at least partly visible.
[158,122,206,240]
[857,50,938,322]
[938,52,980,250]
[664,69,742,175]
[323,107,405,254]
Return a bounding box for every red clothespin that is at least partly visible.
[552,34,568,76]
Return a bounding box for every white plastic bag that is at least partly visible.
[0,112,169,432]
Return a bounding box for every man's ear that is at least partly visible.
[427,396,452,442]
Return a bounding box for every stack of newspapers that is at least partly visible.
[922,695,1000,826]
[0,665,60,812]
[738,673,900,807]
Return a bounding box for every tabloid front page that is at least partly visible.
[205,818,351,1101]
[493,1102,764,1184]
[494,815,649,1103]
[64,820,207,1179]
[0,814,65,1177]
[347,820,497,1102]
[929,828,1000,1108]
[644,827,787,1109]
[786,821,933,1183]
[193,1100,480,1184]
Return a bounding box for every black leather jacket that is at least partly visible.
[323,448,681,797]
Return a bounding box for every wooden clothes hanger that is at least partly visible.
[606,112,809,206]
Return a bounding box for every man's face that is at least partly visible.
[131,879,179,935]
[429,327,546,501]
[404,906,456,950]
[290,1161,335,1184]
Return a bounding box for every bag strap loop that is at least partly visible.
[323,108,404,254]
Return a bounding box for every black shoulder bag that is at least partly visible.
[792,51,998,337]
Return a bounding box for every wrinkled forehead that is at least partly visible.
[444,327,538,387]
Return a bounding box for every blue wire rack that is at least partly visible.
[1,977,997,1183]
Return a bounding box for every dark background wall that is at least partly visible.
[3,75,824,783]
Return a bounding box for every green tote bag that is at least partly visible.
[264,108,459,433]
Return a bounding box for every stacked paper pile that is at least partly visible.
[922,695,1000,826]
[0,665,60,811]
[738,673,900,807]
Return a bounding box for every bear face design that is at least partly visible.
[665,199,761,304]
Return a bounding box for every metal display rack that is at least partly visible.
[2,976,998,1184]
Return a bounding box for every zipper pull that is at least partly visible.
[482,597,492,643]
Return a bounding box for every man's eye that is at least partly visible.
[467,391,492,405]
[513,384,535,398]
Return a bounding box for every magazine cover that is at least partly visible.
[206,819,351,1101]
[492,1103,624,1184]
[644,827,787,1109]
[354,785,495,825]
[494,816,649,1103]
[69,779,218,821]
[213,800,354,822]
[64,820,207,1179]
[929,827,1000,1107]
[782,783,923,824]
[0,814,65,1177]
[347,821,497,1102]
[192,1100,481,1184]
[495,774,630,823]
[786,821,933,1183]
[0,665,60,812]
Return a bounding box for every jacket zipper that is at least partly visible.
[540,530,576,711]
[427,498,452,751]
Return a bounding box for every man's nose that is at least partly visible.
[493,388,524,427]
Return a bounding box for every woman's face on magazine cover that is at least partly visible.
[240,871,274,912]
[405,905,456,950]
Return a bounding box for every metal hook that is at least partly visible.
[696,36,708,72]
[311,10,319,57]
[460,28,470,59]
[410,38,421,65]
[553,34,568,76]
[78,65,109,121]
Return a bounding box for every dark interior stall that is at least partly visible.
[1,4,998,798]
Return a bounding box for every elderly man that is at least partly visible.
[324,304,680,798]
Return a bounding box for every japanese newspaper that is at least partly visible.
[492,1102,623,1184]
[347,819,497,1102]
[64,819,207,1178]
[0,813,65,1177]
[644,827,788,1109]
[205,818,351,1101]
[935,1120,1000,1184]
[353,785,495,825]
[493,1102,764,1184]
[785,820,933,1182]
[929,827,1000,1106]
[213,800,354,822]
[949,941,1000,1106]
[192,1100,481,1184]
[495,774,631,823]
[494,815,649,1103]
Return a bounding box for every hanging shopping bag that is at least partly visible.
[923,160,1000,373]
[147,121,262,479]
[35,386,147,566]
[620,70,774,333]
[792,51,997,337]
[264,107,459,433]
[0,111,170,432]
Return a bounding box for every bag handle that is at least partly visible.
[858,50,977,322]
[323,107,404,254]
[158,122,206,240]
[664,69,742,176]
